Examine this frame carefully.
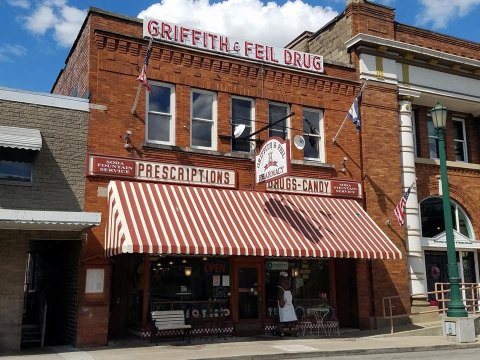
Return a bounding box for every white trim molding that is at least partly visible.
[0,87,89,112]
[0,209,101,231]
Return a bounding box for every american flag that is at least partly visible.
[347,89,362,131]
[394,184,413,226]
[137,39,153,93]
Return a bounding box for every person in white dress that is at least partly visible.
[277,271,298,329]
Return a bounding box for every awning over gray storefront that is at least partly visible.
[0,125,42,151]
[0,209,101,231]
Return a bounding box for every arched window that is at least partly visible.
[420,197,474,239]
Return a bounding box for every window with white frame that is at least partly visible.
[427,114,439,159]
[268,102,289,139]
[452,117,467,162]
[147,83,175,144]
[231,97,254,152]
[302,108,324,162]
[191,90,217,150]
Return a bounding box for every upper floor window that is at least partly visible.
[269,102,289,139]
[0,147,35,183]
[452,117,467,162]
[147,83,175,145]
[303,108,324,162]
[231,97,254,153]
[191,90,217,150]
[420,197,473,239]
[412,110,421,157]
[427,114,439,159]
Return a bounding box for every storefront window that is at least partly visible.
[149,256,230,319]
[264,259,329,320]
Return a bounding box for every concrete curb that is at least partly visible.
[197,342,480,360]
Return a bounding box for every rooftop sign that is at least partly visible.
[143,17,324,73]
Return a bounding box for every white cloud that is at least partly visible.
[137,0,338,47]
[0,44,28,62]
[53,5,86,46]
[24,5,57,35]
[416,0,480,29]
[21,0,86,47]
[7,0,30,9]
[374,0,395,6]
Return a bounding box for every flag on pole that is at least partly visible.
[347,90,362,131]
[137,38,153,94]
[394,183,414,226]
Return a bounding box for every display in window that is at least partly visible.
[276,271,299,336]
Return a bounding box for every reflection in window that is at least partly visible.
[0,147,35,183]
[420,197,473,239]
[149,256,230,315]
[303,108,323,161]
[191,90,216,149]
[427,114,439,159]
[147,83,175,144]
[231,97,254,152]
[452,118,467,162]
[269,102,289,139]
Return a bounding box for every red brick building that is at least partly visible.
[51,7,406,347]
[289,0,480,317]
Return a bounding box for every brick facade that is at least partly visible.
[50,8,398,344]
[0,99,88,211]
[295,0,480,321]
[0,90,90,351]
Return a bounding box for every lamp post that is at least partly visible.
[429,102,467,318]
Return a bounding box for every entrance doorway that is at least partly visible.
[231,258,264,335]
[425,251,449,302]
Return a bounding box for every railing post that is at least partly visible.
[389,298,393,334]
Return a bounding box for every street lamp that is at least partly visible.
[429,102,467,318]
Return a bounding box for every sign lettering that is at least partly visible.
[267,176,362,198]
[143,18,324,74]
[88,155,236,188]
[255,137,291,184]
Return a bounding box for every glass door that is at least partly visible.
[232,259,264,335]
[238,267,259,319]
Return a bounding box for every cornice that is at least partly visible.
[346,33,480,71]
[93,30,360,98]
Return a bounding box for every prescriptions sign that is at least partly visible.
[143,17,324,73]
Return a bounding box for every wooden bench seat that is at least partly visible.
[150,310,192,344]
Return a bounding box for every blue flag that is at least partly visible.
[347,91,362,131]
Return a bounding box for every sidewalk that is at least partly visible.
[3,331,480,360]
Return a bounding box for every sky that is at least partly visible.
[1,0,480,93]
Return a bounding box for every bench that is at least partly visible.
[150,310,192,344]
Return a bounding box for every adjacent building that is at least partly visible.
[288,0,480,312]
[0,87,100,351]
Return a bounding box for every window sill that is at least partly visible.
[143,143,336,168]
[291,159,335,169]
[415,157,480,171]
[0,180,33,187]
[142,142,254,160]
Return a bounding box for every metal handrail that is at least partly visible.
[382,282,480,334]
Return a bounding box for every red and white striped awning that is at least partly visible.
[106,180,402,260]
